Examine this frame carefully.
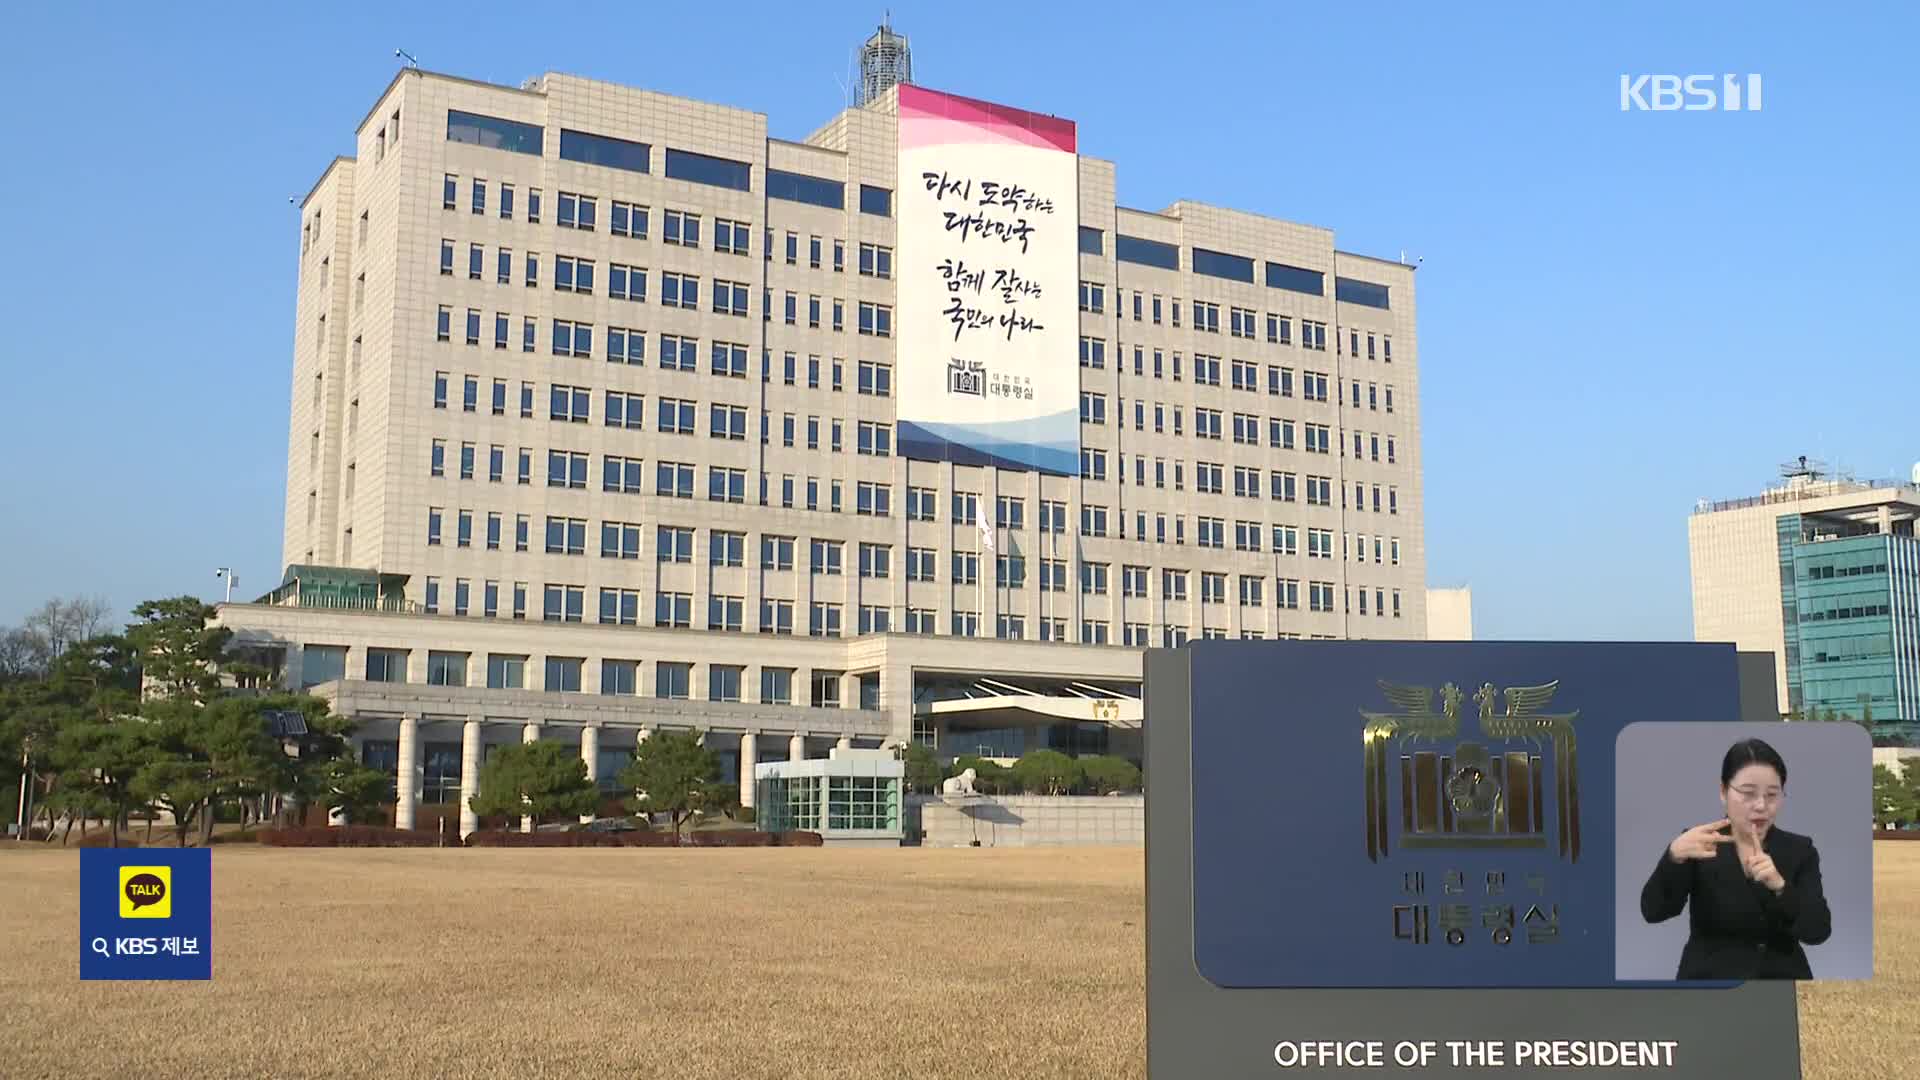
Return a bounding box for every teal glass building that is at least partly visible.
[1780,518,1920,741]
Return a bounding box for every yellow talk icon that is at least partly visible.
[119,866,171,919]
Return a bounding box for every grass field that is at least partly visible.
[0,842,1912,1079]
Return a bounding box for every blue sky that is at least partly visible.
[1,2,1914,639]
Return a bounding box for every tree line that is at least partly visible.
[1,595,389,846]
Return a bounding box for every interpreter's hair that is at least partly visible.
[1720,737,1787,788]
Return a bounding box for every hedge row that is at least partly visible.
[259,826,442,847]
[250,825,824,848]
[464,829,822,848]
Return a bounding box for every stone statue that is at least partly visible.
[941,768,978,796]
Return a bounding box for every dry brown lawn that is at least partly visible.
[0,842,1912,1079]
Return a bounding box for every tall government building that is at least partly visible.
[217,32,1428,830]
[1689,459,1920,743]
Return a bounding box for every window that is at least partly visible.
[857,542,892,580]
[653,662,692,701]
[857,360,892,397]
[856,302,892,337]
[447,110,543,155]
[559,128,650,172]
[711,279,750,317]
[549,384,590,423]
[542,585,585,623]
[442,174,457,210]
[556,191,600,230]
[856,421,892,456]
[810,539,844,576]
[858,184,891,216]
[1080,562,1110,596]
[426,507,443,546]
[664,209,703,247]
[1079,226,1104,255]
[1079,391,1107,425]
[1115,234,1179,270]
[1163,570,1189,601]
[471,179,486,215]
[546,451,587,489]
[551,319,593,357]
[761,535,795,570]
[905,487,937,522]
[951,492,979,525]
[809,602,843,638]
[1079,336,1106,369]
[995,554,1026,589]
[706,466,746,503]
[857,242,893,279]
[664,148,750,191]
[656,526,694,563]
[661,272,699,310]
[951,551,979,586]
[709,404,748,441]
[1078,280,1105,314]
[856,481,891,517]
[654,592,692,629]
[1039,559,1067,593]
[603,455,643,493]
[658,397,696,434]
[544,516,587,556]
[994,495,1025,530]
[950,611,980,638]
[611,200,650,239]
[1080,448,1107,481]
[1039,500,1067,533]
[597,657,639,694]
[1081,505,1109,538]
[609,263,646,302]
[500,184,514,219]
[656,461,695,499]
[1193,301,1221,333]
[1081,621,1110,646]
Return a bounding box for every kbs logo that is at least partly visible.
[1620,74,1762,112]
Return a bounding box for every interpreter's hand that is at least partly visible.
[1736,822,1786,892]
[1668,818,1734,863]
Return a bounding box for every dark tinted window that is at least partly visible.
[1265,261,1325,296]
[1335,276,1391,309]
[767,169,845,209]
[665,148,751,191]
[1192,247,1254,283]
[558,129,651,173]
[1078,226,1104,255]
[446,110,543,155]
[1116,234,1179,271]
[859,184,892,217]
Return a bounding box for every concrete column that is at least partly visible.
[459,719,481,839]
[632,727,651,809]
[520,721,540,833]
[835,734,852,754]
[394,715,418,830]
[789,732,806,763]
[740,732,758,808]
[580,725,599,824]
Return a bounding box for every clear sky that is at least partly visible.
[2,1,1914,639]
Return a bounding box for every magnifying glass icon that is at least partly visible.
[89,937,109,958]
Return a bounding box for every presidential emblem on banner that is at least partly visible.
[1361,680,1581,863]
[947,357,985,397]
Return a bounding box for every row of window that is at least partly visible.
[410,575,1403,632]
[1076,284,1391,356]
[434,300,893,346]
[426,437,1398,519]
[421,500,1404,569]
[424,308,1385,420]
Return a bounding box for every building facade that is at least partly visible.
[1689,466,1920,742]
[228,64,1429,825]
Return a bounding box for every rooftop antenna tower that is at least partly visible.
[856,14,911,107]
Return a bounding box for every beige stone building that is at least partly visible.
[1425,586,1473,640]
[220,65,1428,827]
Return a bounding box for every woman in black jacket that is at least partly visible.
[1640,737,1832,979]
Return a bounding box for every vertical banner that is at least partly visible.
[895,85,1080,476]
